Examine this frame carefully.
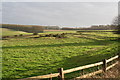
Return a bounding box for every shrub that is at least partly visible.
[39,35,42,37]
[2,36,9,38]
[19,34,23,36]
[33,32,38,35]
[45,34,49,37]
[49,34,53,37]
[34,37,40,38]
[14,35,18,37]
[56,34,63,38]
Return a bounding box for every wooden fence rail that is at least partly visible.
[18,54,120,80]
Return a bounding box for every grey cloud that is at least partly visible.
[2,2,118,27]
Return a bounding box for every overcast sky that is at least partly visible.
[2,2,118,27]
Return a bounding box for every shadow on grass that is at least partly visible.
[4,44,118,79]
[2,37,119,79]
[56,46,117,79]
[2,39,116,49]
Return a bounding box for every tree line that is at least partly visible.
[61,25,117,30]
[1,24,44,33]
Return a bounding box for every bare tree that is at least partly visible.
[112,15,120,34]
[112,15,120,26]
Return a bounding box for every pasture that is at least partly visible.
[2,30,119,79]
[1,28,76,36]
[1,28,31,36]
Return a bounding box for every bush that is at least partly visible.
[39,35,42,37]
[33,32,38,35]
[14,35,18,37]
[56,34,64,38]
[34,37,40,38]
[49,34,53,37]
[2,36,9,38]
[45,34,49,37]
[19,34,23,36]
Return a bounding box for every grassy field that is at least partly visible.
[2,30,119,79]
[1,28,76,37]
[1,28,32,36]
[43,30,76,34]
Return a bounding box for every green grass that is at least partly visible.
[1,28,31,36]
[1,28,76,36]
[2,30,119,79]
[42,30,76,34]
[1,28,76,41]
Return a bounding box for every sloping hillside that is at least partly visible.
[1,28,30,36]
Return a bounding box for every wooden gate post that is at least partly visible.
[50,73,52,80]
[58,68,64,80]
[118,53,120,76]
[118,53,120,62]
[102,59,107,73]
[81,69,84,75]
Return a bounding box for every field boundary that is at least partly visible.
[2,30,118,39]
[2,33,69,39]
[18,54,120,80]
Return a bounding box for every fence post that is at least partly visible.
[97,65,99,70]
[58,68,64,80]
[102,59,107,73]
[118,53,120,62]
[118,53,120,76]
[49,73,52,80]
[81,69,84,75]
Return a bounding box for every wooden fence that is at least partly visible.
[18,54,120,80]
